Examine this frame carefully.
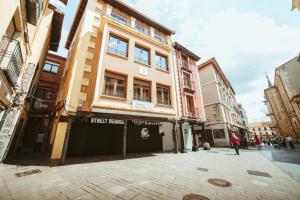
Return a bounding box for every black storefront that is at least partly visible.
[63,112,165,161]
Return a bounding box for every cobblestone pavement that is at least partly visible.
[1,149,300,200]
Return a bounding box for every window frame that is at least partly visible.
[133,78,151,102]
[102,71,127,99]
[156,84,171,105]
[107,34,129,58]
[134,44,150,65]
[155,52,168,71]
[43,61,59,74]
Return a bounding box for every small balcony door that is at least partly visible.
[133,79,151,102]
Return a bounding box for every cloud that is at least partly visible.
[124,1,300,123]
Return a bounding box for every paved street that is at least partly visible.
[1,149,300,200]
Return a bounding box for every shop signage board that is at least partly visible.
[132,100,153,109]
[139,66,148,76]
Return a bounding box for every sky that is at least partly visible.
[50,0,300,123]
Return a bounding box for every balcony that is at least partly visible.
[186,107,198,118]
[157,98,170,105]
[183,79,195,92]
[102,89,126,99]
[154,33,167,45]
[0,71,13,106]
[0,36,23,85]
[134,23,151,37]
[108,11,168,45]
[133,95,151,102]
[182,60,191,71]
[26,0,45,25]
[110,10,130,27]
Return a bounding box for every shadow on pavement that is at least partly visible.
[3,152,158,167]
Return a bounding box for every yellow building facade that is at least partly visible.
[51,0,181,162]
[0,0,65,162]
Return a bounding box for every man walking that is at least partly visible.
[231,133,240,155]
[286,135,295,150]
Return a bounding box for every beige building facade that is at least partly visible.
[198,58,248,147]
[249,121,276,141]
[265,55,300,142]
[50,0,181,162]
[0,0,65,162]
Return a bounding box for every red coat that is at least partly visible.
[231,135,240,145]
[255,137,261,145]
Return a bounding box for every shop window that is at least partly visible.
[43,61,59,74]
[103,71,126,98]
[108,34,128,57]
[213,129,225,138]
[155,53,168,71]
[156,84,170,105]
[134,44,150,65]
[133,78,151,102]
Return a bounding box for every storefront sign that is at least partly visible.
[90,118,124,125]
[132,120,161,126]
[141,128,150,139]
[132,100,153,109]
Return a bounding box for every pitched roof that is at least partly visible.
[198,58,235,94]
[173,42,200,61]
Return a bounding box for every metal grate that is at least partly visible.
[197,167,208,172]
[247,170,272,178]
[207,178,232,187]
[183,194,210,200]
[15,169,41,177]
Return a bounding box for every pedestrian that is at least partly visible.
[255,135,261,150]
[231,133,240,155]
[287,135,295,150]
[33,131,45,153]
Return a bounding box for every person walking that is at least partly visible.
[255,135,261,150]
[33,131,45,153]
[287,135,295,150]
[231,133,240,155]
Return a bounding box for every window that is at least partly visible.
[108,35,128,57]
[133,79,151,102]
[35,88,53,100]
[155,53,168,71]
[157,84,171,105]
[264,127,267,131]
[186,95,197,117]
[213,129,226,138]
[103,71,126,98]
[258,127,261,131]
[43,61,59,74]
[183,72,193,90]
[182,55,189,69]
[134,45,150,65]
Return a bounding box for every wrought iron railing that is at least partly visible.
[102,89,126,98]
[134,23,151,37]
[133,95,151,102]
[0,36,23,85]
[154,33,167,44]
[187,107,198,118]
[157,98,170,105]
[109,10,168,45]
[0,70,13,105]
[110,10,130,26]
[182,60,190,70]
[183,78,195,91]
